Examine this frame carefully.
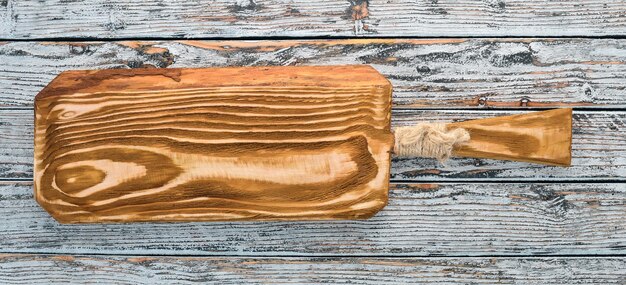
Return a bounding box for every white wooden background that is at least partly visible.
[1,1,625,284]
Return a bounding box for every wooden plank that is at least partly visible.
[3,109,623,181]
[0,109,31,179]
[1,39,626,107]
[1,182,624,256]
[1,255,625,285]
[392,110,625,181]
[33,66,393,223]
[1,0,626,39]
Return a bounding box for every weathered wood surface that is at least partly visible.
[2,39,626,108]
[1,255,625,285]
[33,66,393,223]
[1,182,624,256]
[0,109,31,179]
[2,0,626,38]
[3,109,623,181]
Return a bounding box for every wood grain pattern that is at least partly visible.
[449,108,572,166]
[2,0,626,38]
[1,254,625,285]
[34,65,394,223]
[4,109,621,181]
[2,39,626,108]
[0,182,625,256]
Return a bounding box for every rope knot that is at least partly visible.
[393,123,470,164]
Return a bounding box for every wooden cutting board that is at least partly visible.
[34,65,572,224]
[34,65,395,223]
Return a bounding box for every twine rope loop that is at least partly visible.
[393,123,470,164]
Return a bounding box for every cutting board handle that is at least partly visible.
[394,108,573,166]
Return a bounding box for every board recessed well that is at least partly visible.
[33,65,394,223]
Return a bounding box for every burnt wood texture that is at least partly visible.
[34,65,394,223]
[448,108,572,166]
[33,65,574,223]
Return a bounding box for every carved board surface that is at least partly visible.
[34,65,394,223]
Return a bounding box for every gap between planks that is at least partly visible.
[2,252,626,259]
[4,178,626,184]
